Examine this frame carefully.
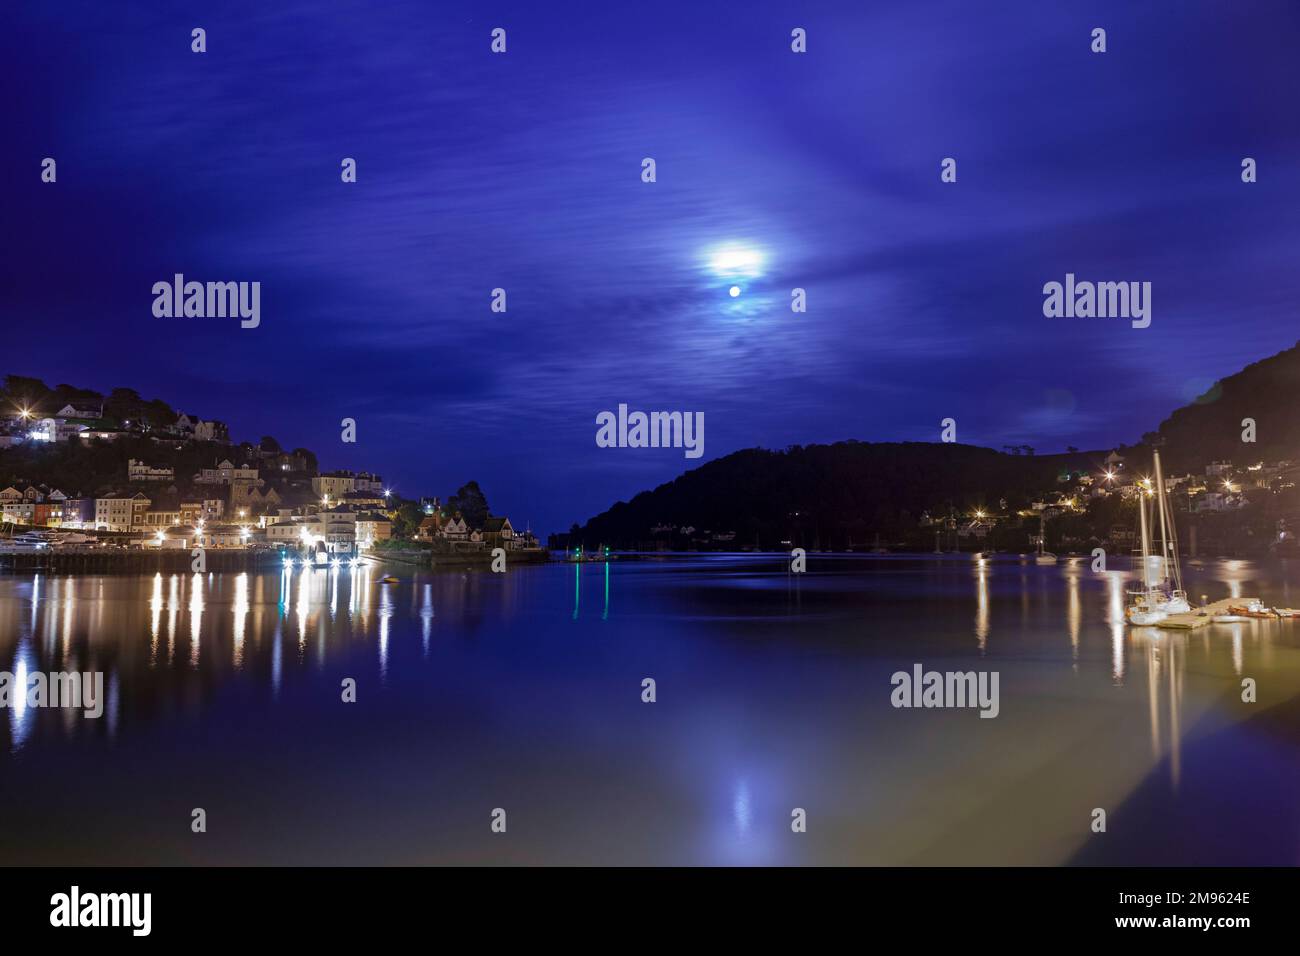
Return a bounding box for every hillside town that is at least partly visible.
[920,449,1298,556]
[0,385,540,562]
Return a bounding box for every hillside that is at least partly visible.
[574,341,1300,549]
[574,441,1104,550]
[1152,340,1300,470]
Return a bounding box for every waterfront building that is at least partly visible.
[144,493,182,529]
[33,501,62,526]
[481,516,516,549]
[355,512,392,548]
[195,524,247,548]
[95,491,151,531]
[439,514,469,541]
[1,501,36,525]
[60,498,95,529]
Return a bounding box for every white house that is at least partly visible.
[56,403,102,420]
[29,417,86,442]
[439,514,469,540]
[128,459,176,482]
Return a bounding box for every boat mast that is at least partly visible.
[1154,450,1175,587]
[1138,483,1152,593]
[1153,450,1183,594]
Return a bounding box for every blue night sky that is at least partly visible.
[4,1,1300,532]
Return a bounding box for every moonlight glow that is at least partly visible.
[707,244,766,278]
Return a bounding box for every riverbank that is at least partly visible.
[370,546,551,570]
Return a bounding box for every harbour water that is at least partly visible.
[1,554,1297,865]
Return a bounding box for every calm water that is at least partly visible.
[1,554,1297,866]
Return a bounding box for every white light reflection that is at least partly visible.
[420,583,433,656]
[167,575,179,663]
[188,573,204,668]
[9,638,36,751]
[1106,572,1126,683]
[232,573,249,669]
[378,582,393,681]
[149,572,164,664]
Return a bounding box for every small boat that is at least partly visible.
[1127,604,1166,626]
[1228,603,1276,619]
[380,576,400,584]
[0,531,52,551]
[1034,515,1057,564]
[1212,614,1250,624]
[1273,607,1300,618]
[1127,452,1192,626]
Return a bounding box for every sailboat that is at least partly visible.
[1034,513,1057,565]
[1126,450,1190,625]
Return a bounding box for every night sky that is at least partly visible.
[4,1,1299,533]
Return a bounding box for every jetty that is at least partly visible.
[1157,597,1261,629]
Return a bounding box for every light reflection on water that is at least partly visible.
[0,554,1297,866]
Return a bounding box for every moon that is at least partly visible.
[729,286,741,297]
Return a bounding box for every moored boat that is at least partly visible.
[1126,451,1190,625]
[1228,602,1277,619]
